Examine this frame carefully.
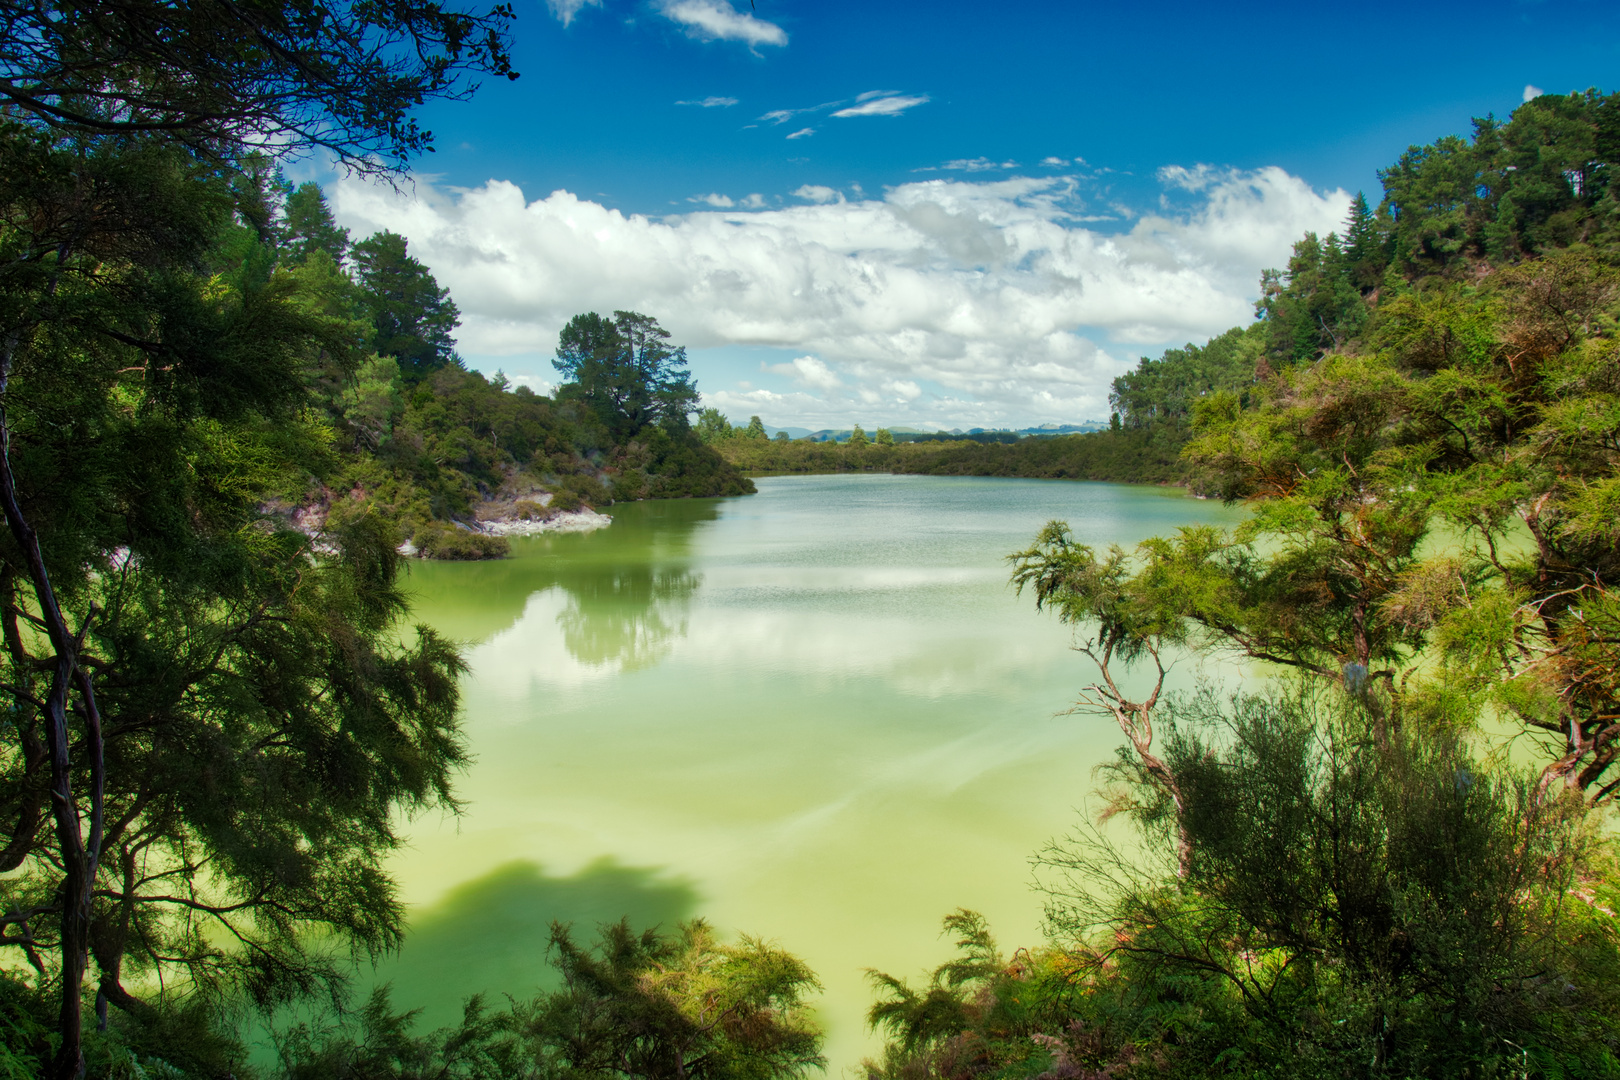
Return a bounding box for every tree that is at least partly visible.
[0,0,517,172]
[554,311,700,440]
[352,231,463,382]
[283,182,351,265]
[0,1,517,1071]
[523,920,824,1080]
[1016,250,1620,806]
[1342,190,1386,290]
[847,425,868,448]
[695,407,733,444]
[744,415,768,441]
[0,133,472,1077]
[874,428,894,446]
[272,918,826,1080]
[1035,691,1620,1079]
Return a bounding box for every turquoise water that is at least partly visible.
[379,475,1247,1071]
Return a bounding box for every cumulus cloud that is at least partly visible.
[765,355,845,391]
[1524,84,1544,102]
[792,184,840,203]
[1040,156,1070,167]
[659,0,786,48]
[546,0,600,26]
[831,92,929,118]
[329,166,1349,425]
[676,96,739,108]
[738,194,768,209]
[691,193,735,208]
[786,127,814,140]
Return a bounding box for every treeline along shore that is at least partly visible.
[704,307,1265,487]
[706,425,1191,485]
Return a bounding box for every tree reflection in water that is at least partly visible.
[399,498,723,665]
[555,563,701,670]
[545,498,719,671]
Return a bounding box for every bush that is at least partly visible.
[547,488,584,513]
[412,523,510,560]
[556,472,612,508]
[867,690,1620,1080]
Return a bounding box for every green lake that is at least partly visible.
[375,474,1246,1072]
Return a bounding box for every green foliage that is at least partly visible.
[554,311,702,441]
[284,182,351,266]
[1110,324,1264,432]
[264,919,824,1080]
[1033,691,1620,1080]
[0,126,475,1077]
[979,90,1620,1079]
[413,523,511,560]
[866,694,1620,1080]
[716,428,1188,485]
[353,231,463,383]
[866,911,1004,1054]
[0,0,518,173]
[1175,251,1620,790]
[697,407,736,444]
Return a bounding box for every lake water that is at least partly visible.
[377,474,1246,1072]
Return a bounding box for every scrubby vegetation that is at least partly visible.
[865,693,1620,1080]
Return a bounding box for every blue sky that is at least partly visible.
[321,0,1619,430]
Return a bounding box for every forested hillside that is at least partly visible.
[858,88,1620,1080]
[720,90,1620,492]
[247,181,752,560]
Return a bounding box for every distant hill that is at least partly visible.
[803,422,1107,443]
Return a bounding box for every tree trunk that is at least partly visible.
[0,379,103,1080]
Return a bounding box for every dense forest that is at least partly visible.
[0,0,1618,1074]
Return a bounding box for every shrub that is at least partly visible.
[412,523,510,560]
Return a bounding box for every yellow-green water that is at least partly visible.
[374,474,1246,1073]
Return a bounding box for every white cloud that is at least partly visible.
[739,194,768,209]
[506,374,556,396]
[546,0,600,26]
[691,193,735,208]
[765,355,845,391]
[831,93,929,119]
[676,96,739,108]
[941,157,1018,172]
[792,185,840,203]
[330,166,1349,427]
[1524,84,1545,102]
[786,127,814,140]
[1040,156,1069,167]
[659,0,787,48]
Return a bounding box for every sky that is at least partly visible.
[317,0,1620,431]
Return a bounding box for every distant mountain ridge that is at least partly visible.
[795,422,1107,443]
